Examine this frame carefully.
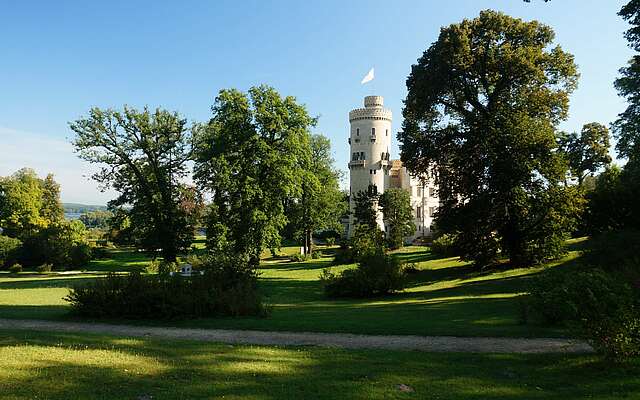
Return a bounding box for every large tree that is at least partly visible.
[558,122,612,185]
[289,134,347,255]
[193,86,314,267]
[400,10,580,266]
[615,0,640,161]
[70,106,195,262]
[379,188,415,249]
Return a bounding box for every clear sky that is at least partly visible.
[0,0,633,204]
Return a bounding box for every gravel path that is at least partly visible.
[0,318,593,354]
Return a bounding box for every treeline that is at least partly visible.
[0,169,92,270]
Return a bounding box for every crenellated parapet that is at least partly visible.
[349,95,393,122]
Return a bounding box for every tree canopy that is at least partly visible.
[193,85,314,267]
[70,106,196,262]
[379,188,415,249]
[400,10,580,266]
[558,122,612,185]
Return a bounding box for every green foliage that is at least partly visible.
[0,235,22,268]
[614,1,640,161]
[66,253,265,319]
[325,237,336,247]
[193,86,315,267]
[0,169,53,238]
[79,210,113,229]
[558,123,612,185]
[70,106,196,262]
[379,188,415,249]
[290,253,309,262]
[350,224,385,262]
[352,186,379,228]
[400,10,580,267]
[8,263,22,274]
[430,233,459,257]
[286,134,347,255]
[321,253,406,298]
[21,220,92,269]
[36,263,52,273]
[526,268,640,361]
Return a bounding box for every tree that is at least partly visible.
[70,106,194,262]
[379,188,415,249]
[289,134,347,255]
[615,0,640,161]
[400,10,580,267]
[193,86,314,267]
[352,185,379,228]
[40,174,64,224]
[79,210,114,229]
[558,123,612,185]
[0,168,47,238]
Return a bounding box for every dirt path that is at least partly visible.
[0,318,593,354]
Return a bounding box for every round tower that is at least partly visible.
[348,95,392,237]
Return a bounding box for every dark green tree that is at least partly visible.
[70,106,195,262]
[615,0,640,161]
[352,185,379,228]
[193,86,314,267]
[558,123,612,185]
[400,10,580,266]
[379,188,415,249]
[290,134,347,255]
[40,174,65,224]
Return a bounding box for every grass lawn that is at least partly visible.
[1,329,638,400]
[0,241,587,337]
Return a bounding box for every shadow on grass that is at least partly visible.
[0,329,638,400]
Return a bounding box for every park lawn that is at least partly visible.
[0,329,638,400]
[0,243,584,337]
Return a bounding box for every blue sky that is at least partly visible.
[0,0,633,204]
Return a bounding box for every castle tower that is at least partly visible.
[347,95,392,236]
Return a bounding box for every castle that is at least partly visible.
[346,95,439,241]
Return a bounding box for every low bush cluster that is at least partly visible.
[430,233,459,257]
[8,263,22,274]
[525,268,640,361]
[0,235,22,268]
[321,253,407,298]
[290,253,309,262]
[65,253,267,319]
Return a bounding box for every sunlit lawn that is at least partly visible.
[1,329,638,400]
[0,241,588,337]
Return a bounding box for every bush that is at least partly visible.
[526,268,640,361]
[65,253,266,319]
[290,253,309,262]
[325,237,336,247]
[321,253,407,298]
[0,235,22,268]
[331,248,354,265]
[36,263,53,273]
[311,250,321,259]
[91,246,110,260]
[9,263,22,274]
[430,233,459,257]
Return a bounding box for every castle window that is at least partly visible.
[429,207,436,217]
[356,128,360,136]
[371,128,376,136]
[386,129,388,136]
[429,187,437,197]
[416,206,422,219]
[374,169,377,174]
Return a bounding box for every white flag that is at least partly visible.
[361,67,374,84]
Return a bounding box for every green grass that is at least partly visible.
[0,243,585,337]
[0,329,638,400]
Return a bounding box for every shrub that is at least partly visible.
[36,263,53,273]
[311,250,321,259]
[351,225,386,262]
[290,253,309,262]
[91,246,110,260]
[430,233,459,257]
[331,248,354,265]
[321,253,407,298]
[9,263,22,274]
[65,253,266,319]
[526,268,640,361]
[325,237,336,247]
[0,235,22,268]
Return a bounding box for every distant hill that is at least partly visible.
[63,203,108,214]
